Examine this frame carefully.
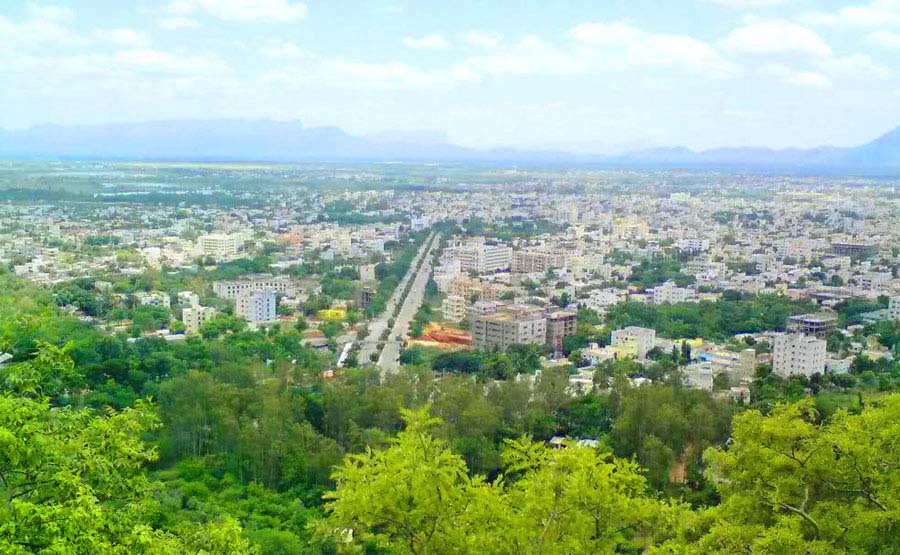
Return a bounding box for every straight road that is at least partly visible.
[378,232,441,375]
[356,232,435,366]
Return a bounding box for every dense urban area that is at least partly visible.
[3,160,900,553]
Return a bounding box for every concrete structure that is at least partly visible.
[545,309,577,352]
[199,233,241,258]
[512,250,568,273]
[610,326,656,360]
[890,296,900,321]
[182,305,216,333]
[470,305,546,350]
[788,312,838,339]
[213,277,294,300]
[235,291,277,323]
[358,263,376,282]
[441,294,468,322]
[134,291,170,309]
[652,281,695,305]
[453,242,512,273]
[773,333,826,377]
[354,286,375,310]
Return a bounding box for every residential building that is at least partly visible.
[441,294,468,322]
[134,291,171,309]
[235,291,277,323]
[788,312,838,339]
[452,241,512,273]
[652,281,695,305]
[182,306,216,333]
[470,305,547,350]
[199,233,242,258]
[889,296,900,321]
[610,326,656,360]
[512,249,568,273]
[546,309,577,352]
[213,276,294,299]
[773,333,826,377]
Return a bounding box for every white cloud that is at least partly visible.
[0,5,84,47]
[462,30,503,48]
[25,4,74,23]
[816,53,893,79]
[318,59,474,89]
[112,49,231,76]
[571,20,736,77]
[402,34,450,49]
[721,20,832,57]
[867,30,900,48]
[258,39,313,60]
[802,1,900,28]
[94,28,148,47]
[167,0,308,22]
[159,16,202,30]
[786,71,831,87]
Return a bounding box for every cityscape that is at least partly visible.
[4,0,900,553]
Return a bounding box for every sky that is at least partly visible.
[3,0,900,152]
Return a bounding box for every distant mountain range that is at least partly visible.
[2,119,900,169]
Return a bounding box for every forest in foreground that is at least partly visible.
[2,272,900,554]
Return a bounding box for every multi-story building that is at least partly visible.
[470,305,546,350]
[788,312,838,339]
[235,291,277,323]
[199,233,242,259]
[441,294,468,322]
[773,333,826,377]
[134,291,171,309]
[545,309,577,352]
[182,305,216,333]
[354,287,375,310]
[512,250,569,273]
[450,275,507,303]
[452,242,512,273]
[610,326,656,360]
[213,277,294,300]
[651,281,695,305]
[890,296,900,321]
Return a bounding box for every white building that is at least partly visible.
[182,306,216,333]
[610,326,656,360]
[213,277,294,299]
[199,233,242,259]
[134,291,171,309]
[235,291,277,323]
[652,281,695,305]
[889,296,900,321]
[773,333,826,378]
[452,242,512,274]
[441,294,468,322]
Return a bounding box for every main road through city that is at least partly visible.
[377,232,441,375]
[356,232,437,368]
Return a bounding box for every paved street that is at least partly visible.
[356,232,436,366]
[377,232,441,375]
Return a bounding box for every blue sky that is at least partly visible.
[3,0,900,151]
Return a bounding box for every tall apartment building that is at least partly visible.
[441,294,468,323]
[199,233,242,259]
[773,333,826,377]
[453,242,512,273]
[213,277,294,300]
[470,305,546,351]
[610,326,656,360]
[182,306,216,333]
[546,309,578,352]
[890,296,900,321]
[235,291,277,323]
[512,250,568,273]
[450,275,507,303]
[652,281,695,305]
[788,312,838,339]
